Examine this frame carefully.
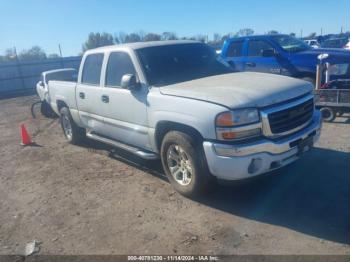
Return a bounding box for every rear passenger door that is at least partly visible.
[245,39,281,74]
[76,53,106,134]
[224,40,245,71]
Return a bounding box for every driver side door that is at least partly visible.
[100,51,150,150]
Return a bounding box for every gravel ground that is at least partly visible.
[0,96,349,255]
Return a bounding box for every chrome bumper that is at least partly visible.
[203,110,322,180]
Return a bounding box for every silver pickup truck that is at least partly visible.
[45,40,322,196]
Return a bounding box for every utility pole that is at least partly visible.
[321,28,323,36]
[58,44,63,57]
[341,26,343,34]
[58,44,64,68]
[14,47,26,91]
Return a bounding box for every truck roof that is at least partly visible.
[226,34,288,42]
[86,40,201,54]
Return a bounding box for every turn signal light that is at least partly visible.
[216,112,233,126]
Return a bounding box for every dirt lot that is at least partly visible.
[0,96,350,255]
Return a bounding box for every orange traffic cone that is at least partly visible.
[20,124,33,146]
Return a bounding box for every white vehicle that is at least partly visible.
[42,41,322,196]
[36,68,77,117]
[304,39,320,49]
[344,40,350,50]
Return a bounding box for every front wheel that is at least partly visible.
[59,107,85,144]
[160,131,214,197]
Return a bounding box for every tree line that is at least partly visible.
[0,46,60,63]
[1,28,350,62]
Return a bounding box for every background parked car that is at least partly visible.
[304,39,320,48]
[321,37,349,48]
[343,39,350,49]
[220,34,350,84]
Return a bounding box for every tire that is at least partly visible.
[301,77,316,87]
[320,107,336,122]
[59,107,86,144]
[40,101,57,118]
[160,131,214,197]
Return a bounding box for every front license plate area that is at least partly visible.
[297,136,313,156]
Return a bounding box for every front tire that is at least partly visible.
[160,131,214,197]
[59,107,85,144]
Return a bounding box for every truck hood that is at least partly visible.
[291,48,350,64]
[159,72,312,109]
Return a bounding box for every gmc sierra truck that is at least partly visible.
[45,40,322,196]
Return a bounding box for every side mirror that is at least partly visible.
[38,80,44,87]
[262,49,276,57]
[121,74,140,90]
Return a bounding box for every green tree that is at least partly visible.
[236,28,254,36]
[267,30,279,35]
[195,34,207,43]
[124,33,141,43]
[48,53,60,58]
[19,46,47,60]
[213,33,222,43]
[82,32,114,51]
[144,33,161,41]
[161,32,178,40]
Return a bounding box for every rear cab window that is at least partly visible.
[81,53,104,85]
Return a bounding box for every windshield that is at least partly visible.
[271,35,311,53]
[136,43,233,86]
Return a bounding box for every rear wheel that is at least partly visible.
[320,107,336,122]
[160,131,214,197]
[59,107,85,144]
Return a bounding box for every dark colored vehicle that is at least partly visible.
[321,38,349,48]
[221,34,350,84]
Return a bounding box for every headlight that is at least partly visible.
[215,109,261,140]
[216,109,260,127]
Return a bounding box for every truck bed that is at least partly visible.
[48,80,77,114]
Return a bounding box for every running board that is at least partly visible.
[86,132,159,160]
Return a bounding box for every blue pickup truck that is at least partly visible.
[221,34,350,83]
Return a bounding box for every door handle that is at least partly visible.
[79,92,85,99]
[101,95,109,103]
[246,62,256,67]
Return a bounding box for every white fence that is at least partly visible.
[0,56,81,98]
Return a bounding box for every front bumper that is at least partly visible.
[203,110,322,180]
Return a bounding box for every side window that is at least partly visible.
[248,40,273,57]
[227,41,244,57]
[105,52,136,87]
[81,53,104,85]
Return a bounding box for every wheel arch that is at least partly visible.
[56,100,69,113]
[154,121,204,151]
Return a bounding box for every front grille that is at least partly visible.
[267,98,314,134]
